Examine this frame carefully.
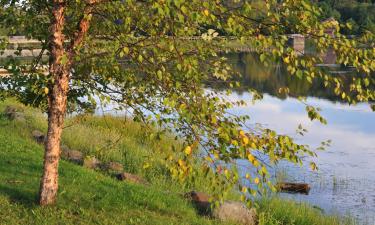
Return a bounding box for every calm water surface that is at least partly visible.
[226,53,375,224]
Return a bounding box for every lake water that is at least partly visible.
[226,53,375,225]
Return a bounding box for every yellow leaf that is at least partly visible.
[203,9,209,16]
[231,139,239,146]
[179,103,186,110]
[250,143,257,149]
[242,137,249,145]
[184,146,192,155]
[44,87,49,95]
[224,169,229,177]
[178,159,185,167]
[261,166,267,174]
[283,56,290,64]
[143,163,150,169]
[310,162,317,171]
[247,154,255,162]
[181,165,188,172]
[123,47,130,54]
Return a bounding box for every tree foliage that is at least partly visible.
[317,0,375,34]
[0,0,374,204]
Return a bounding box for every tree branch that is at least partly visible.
[67,0,107,58]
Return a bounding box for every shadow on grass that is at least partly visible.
[0,184,38,206]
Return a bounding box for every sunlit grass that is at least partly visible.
[0,99,228,225]
[257,198,355,225]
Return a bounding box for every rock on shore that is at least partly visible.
[185,191,257,225]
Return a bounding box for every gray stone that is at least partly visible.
[32,130,46,144]
[184,191,211,215]
[60,144,70,153]
[185,191,257,225]
[116,172,148,185]
[61,149,84,164]
[10,112,25,121]
[212,201,257,225]
[83,156,101,169]
[105,161,124,172]
[4,106,25,121]
[4,105,23,114]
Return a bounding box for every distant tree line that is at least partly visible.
[317,0,375,34]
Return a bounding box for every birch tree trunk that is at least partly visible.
[39,0,69,206]
[39,0,95,205]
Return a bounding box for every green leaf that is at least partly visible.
[260,54,266,62]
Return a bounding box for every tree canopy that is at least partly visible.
[0,0,374,205]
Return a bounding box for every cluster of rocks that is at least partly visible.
[4,105,148,186]
[185,191,257,225]
[29,128,146,186]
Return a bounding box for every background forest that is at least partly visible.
[1,1,374,36]
[317,0,375,34]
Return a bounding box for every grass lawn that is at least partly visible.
[0,100,228,225]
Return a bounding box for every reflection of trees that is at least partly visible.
[219,53,355,102]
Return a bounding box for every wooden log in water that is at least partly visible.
[277,182,310,194]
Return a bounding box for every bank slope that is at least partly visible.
[0,111,223,225]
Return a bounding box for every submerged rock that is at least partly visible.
[116,172,147,185]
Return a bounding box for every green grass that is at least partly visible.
[0,100,230,225]
[9,100,222,196]
[257,198,354,225]
[0,99,353,225]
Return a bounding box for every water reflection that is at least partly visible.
[223,53,360,102]
[224,53,375,224]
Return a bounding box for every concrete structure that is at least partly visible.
[1,36,47,60]
[322,17,338,37]
[287,34,305,55]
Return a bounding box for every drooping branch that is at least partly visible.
[67,0,108,58]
